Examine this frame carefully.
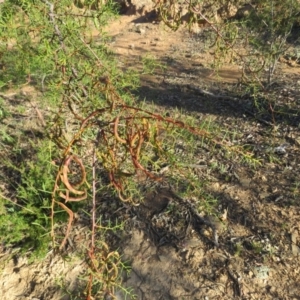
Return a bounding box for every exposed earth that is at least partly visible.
[1,9,300,300]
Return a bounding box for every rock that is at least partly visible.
[217,2,238,19]
[235,4,255,19]
[135,26,146,35]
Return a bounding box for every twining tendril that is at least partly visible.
[59,155,87,202]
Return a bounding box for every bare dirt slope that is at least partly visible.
[1,13,300,300]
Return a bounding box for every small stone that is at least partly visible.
[136,27,146,35]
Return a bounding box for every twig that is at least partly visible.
[29,101,46,127]
[41,0,66,52]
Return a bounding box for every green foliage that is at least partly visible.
[0,201,30,244]
[0,97,10,123]
[141,54,166,74]
[235,0,299,86]
[17,141,56,208]
[0,0,119,88]
[0,0,138,296]
[0,140,56,258]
